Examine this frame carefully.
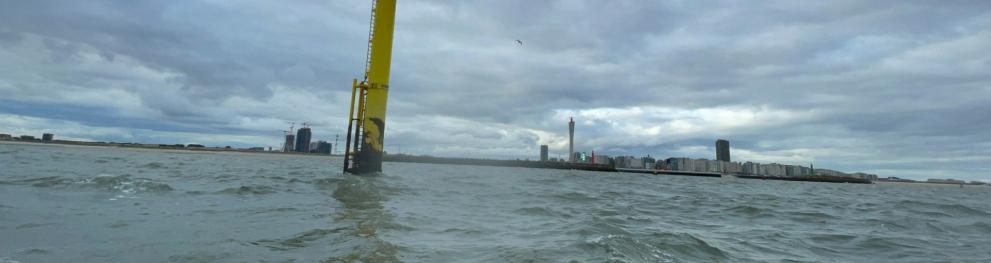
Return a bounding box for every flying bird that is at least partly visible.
[515,39,523,46]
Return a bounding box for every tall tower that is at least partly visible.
[568,117,575,162]
[715,139,730,162]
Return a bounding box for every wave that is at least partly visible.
[166,252,231,263]
[250,227,400,262]
[440,228,483,235]
[0,176,75,187]
[311,178,346,190]
[16,248,50,255]
[252,227,349,251]
[855,237,923,251]
[137,162,166,169]
[1,174,173,194]
[266,175,287,181]
[944,221,991,234]
[895,200,991,217]
[576,232,729,262]
[645,232,730,261]
[788,211,840,222]
[725,205,773,218]
[330,176,390,210]
[525,177,563,184]
[216,185,276,195]
[83,174,174,193]
[808,233,858,244]
[550,192,597,203]
[513,206,572,218]
[864,218,910,231]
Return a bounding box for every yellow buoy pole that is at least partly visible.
[351,0,396,174]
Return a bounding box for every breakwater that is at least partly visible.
[389,155,875,184]
[736,174,873,184]
[383,154,616,172]
[615,168,873,183]
[616,168,722,177]
[384,155,874,183]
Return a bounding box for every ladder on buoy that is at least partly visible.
[343,79,368,173]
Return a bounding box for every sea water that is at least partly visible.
[1,142,990,262]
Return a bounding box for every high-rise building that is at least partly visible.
[309,142,319,152]
[568,117,575,162]
[295,127,312,153]
[42,133,54,141]
[540,145,548,161]
[715,139,730,162]
[316,141,332,155]
[283,134,295,152]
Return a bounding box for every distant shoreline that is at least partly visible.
[2,139,986,186]
[876,181,986,187]
[0,139,338,158]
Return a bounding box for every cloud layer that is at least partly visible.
[1,0,989,180]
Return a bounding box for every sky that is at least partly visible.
[1,0,989,181]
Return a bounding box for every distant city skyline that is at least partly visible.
[0,1,989,181]
[0,129,978,183]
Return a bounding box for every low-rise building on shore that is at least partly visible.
[655,157,877,181]
[614,156,644,169]
[927,178,966,184]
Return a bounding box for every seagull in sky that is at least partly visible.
[515,39,523,47]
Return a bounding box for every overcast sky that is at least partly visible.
[1,0,989,181]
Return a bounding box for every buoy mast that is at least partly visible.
[343,0,396,174]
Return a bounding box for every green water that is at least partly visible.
[1,142,990,262]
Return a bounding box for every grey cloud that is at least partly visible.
[0,30,24,45]
[1,0,989,180]
[1,0,364,101]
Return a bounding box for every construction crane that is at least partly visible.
[279,130,287,151]
[343,0,396,175]
[282,121,296,152]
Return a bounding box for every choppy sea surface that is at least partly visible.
[1,142,990,263]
